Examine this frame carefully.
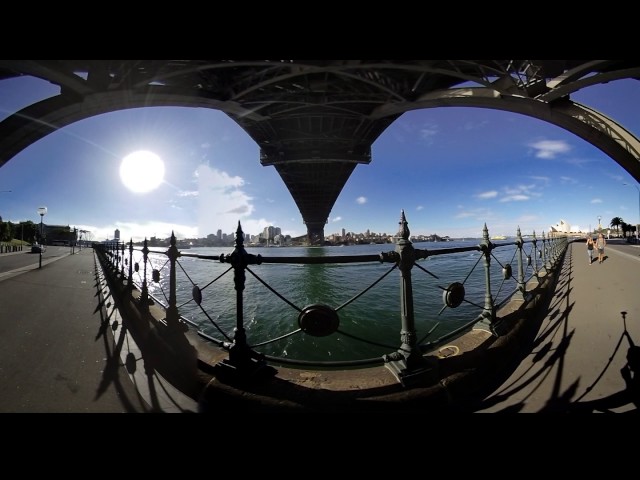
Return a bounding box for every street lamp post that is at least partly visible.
[624,182,640,242]
[37,206,47,268]
[597,215,601,233]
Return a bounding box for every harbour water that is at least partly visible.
[132,238,540,363]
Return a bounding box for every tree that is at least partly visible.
[19,221,38,243]
[610,217,623,237]
[622,221,630,238]
[0,220,12,242]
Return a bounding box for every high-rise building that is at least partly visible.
[264,226,276,240]
[114,228,120,240]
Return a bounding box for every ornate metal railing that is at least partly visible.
[94,211,569,385]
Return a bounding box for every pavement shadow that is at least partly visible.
[487,240,639,414]
[467,241,577,412]
[91,255,156,412]
[98,254,202,410]
[564,312,639,414]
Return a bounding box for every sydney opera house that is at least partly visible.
[549,220,585,234]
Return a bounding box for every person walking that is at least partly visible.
[586,235,595,265]
[596,232,606,264]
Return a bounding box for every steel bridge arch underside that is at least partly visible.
[0,61,639,243]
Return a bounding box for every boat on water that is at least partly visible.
[491,235,507,240]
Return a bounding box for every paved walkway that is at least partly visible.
[0,248,197,413]
[473,239,640,413]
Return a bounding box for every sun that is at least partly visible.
[120,150,165,193]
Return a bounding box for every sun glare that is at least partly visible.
[120,150,165,193]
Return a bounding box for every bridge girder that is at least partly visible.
[0,60,638,239]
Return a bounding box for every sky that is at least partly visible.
[0,73,639,242]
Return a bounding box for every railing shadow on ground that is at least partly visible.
[442,270,570,413]
[461,244,577,412]
[532,250,638,413]
[89,254,152,412]
[466,244,639,414]
[91,252,200,413]
[92,215,572,412]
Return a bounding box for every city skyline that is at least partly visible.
[1,75,639,242]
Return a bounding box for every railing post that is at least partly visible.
[114,241,120,276]
[382,210,437,387]
[541,231,548,273]
[164,231,186,331]
[120,242,125,279]
[127,239,134,294]
[480,223,496,325]
[515,226,526,301]
[139,238,150,312]
[532,230,539,281]
[216,221,273,381]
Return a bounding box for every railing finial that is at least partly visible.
[235,221,245,248]
[397,209,410,241]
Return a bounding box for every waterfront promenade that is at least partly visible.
[0,246,197,412]
[0,239,638,413]
[472,238,640,413]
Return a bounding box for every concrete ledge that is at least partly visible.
[97,252,564,413]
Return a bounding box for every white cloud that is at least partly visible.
[416,205,424,211]
[454,207,495,221]
[529,175,550,184]
[477,190,498,199]
[498,183,542,202]
[505,184,537,195]
[560,176,578,184]
[332,216,342,222]
[356,196,367,205]
[591,198,603,204]
[529,140,571,159]
[391,120,418,143]
[454,211,475,219]
[81,161,286,241]
[463,120,488,130]
[420,123,438,143]
[566,157,594,167]
[500,194,530,202]
[201,142,211,149]
[195,164,257,236]
[82,221,199,243]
